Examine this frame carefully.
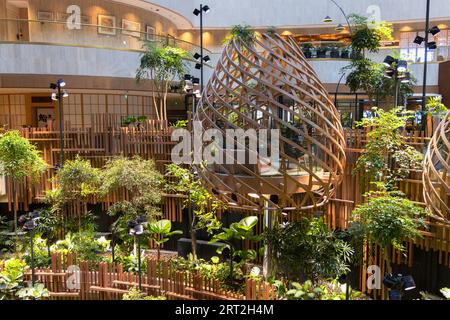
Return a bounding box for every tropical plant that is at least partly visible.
[122,287,166,300]
[441,288,450,300]
[210,216,260,283]
[147,219,182,262]
[426,96,448,119]
[265,217,353,281]
[223,24,256,46]
[0,258,28,300]
[283,279,368,300]
[165,164,223,259]
[101,156,163,252]
[16,283,50,300]
[0,131,47,233]
[349,192,429,269]
[136,43,188,123]
[353,107,424,191]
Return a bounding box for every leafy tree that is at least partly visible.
[353,107,424,191]
[100,156,163,250]
[165,164,223,259]
[0,131,47,233]
[223,24,256,46]
[210,216,260,283]
[349,192,429,270]
[265,217,353,282]
[136,43,188,123]
[347,13,393,57]
[46,155,100,214]
[147,219,182,262]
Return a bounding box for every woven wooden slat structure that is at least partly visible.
[423,110,450,223]
[195,33,346,211]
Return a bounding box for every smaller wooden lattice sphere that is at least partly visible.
[423,110,450,223]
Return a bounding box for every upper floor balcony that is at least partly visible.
[0,18,208,79]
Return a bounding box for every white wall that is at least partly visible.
[0,43,202,79]
[149,0,450,29]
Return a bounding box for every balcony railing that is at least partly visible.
[0,18,210,55]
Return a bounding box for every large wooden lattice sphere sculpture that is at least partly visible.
[423,110,450,223]
[194,33,346,211]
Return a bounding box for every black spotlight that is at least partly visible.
[193,8,201,16]
[192,77,200,84]
[429,26,441,36]
[413,35,425,45]
[50,83,58,90]
[195,63,202,70]
[397,60,407,72]
[203,55,211,63]
[401,72,411,83]
[202,5,210,13]
[402,275,416,291]
[184,74,192,81]
[193,52,201,60]
[383,55,396,67]
[383,274,402,289]
[427,41,437,50]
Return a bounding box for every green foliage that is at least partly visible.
[16,283,49,300]
[441,288,450,300]
[344,58,384,100]
[350,193,429,254]
[348,13,393,56]
[50,229,110,262]
[46,156,100,216]
[148,219,182,247]
[23,234,51,268]
[0,258,28,299]
[210,216,261,284]
[265,217,353,281]
[426,96,448,119]
[170,120,188,129]
[121,115,148,127]
[102,156,163,245]
[0,131,47,181]
[136,43,188,121]
[115,251,148,273]
[122,287,166,300]
[354,107,424,190]
[284,279,368,300]
[165,164,223,235]
[223,24,256,46]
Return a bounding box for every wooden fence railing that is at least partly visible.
[23,253,277,300]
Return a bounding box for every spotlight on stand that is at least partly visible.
[383,55,396,67]
[383,274,416,300]
[193,8,201,16]
[57,79,66,88]
[401,72,411,83]
[193,52,201,60]
[202,5,210,13]
[427,41,437,50]
[203,55,211,63]
[195,63,202,70]
[128,216,146,291]
[192,77,200,85]
[429,26,441,36]
[413,35,425,45]
[397,60,408,72]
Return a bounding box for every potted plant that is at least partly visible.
[301,43,313,58]
[316,46,328,58]
[330,46,340,58]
